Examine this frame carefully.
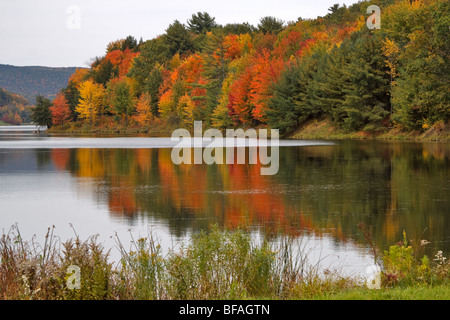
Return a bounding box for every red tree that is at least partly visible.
[227,49,284,124]
[50,93,71,125]
[227,68,253,125]
[249,50,284,122]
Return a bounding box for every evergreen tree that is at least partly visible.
[31,95,52,128]
[62,81,80,121]
[309,29,390,131]
[187,12,218,34]
[266,63,302,134]
[163,20,194,56]
[143,65,164,116]
[309,46,349,126]
[292,47,326,125]
[91,59,117,86]
[340,31,390,131]
[122,35,138,51]
[266,47,325,135]
[199,30,229,125]
[257,16,284,35]
[222,22,256,35]
[128,37,168,96]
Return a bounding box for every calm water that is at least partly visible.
[0,131,449,276]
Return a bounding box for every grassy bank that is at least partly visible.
[48,117,450,142]
[289,118,450,142]
[0,225,448,300]
[316,284,450,300]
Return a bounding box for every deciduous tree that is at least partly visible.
[107,77,135,124]
[50,93,71,126]
[134,92,153,126]
[76,80,106,123]
[177,94,195,125]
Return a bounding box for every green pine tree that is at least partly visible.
[163,20,194,56]
[31,95,53,128]
[199,30,230,126]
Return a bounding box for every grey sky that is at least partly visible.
[0,0,361,68]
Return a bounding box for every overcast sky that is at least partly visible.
[0,0,361,68]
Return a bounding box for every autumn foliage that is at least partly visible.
[49,0,449,135]
[76,80,106,123]
[134,92,153,125]
[50,93,71,125]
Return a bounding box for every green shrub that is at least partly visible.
[165,225,276,299]
[382,231,448,287]
[115,232,166,299]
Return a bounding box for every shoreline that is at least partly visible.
[47,119,450,142]
[288,119,450,143]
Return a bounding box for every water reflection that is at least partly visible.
[0,140,448,259]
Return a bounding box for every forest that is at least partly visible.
[31,0,449,137]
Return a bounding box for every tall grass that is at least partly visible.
[1,224,448,300]
[0,224,112,300]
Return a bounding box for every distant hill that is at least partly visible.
[0,86,30,107]
[0,86,32,124]
[0,64,84,104]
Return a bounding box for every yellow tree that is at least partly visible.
[76,80,105,123]
[381,38,400,115]
[135,92,153,126]
[68,68,90,88]
[158,89,175,120]
[177,94,194,125]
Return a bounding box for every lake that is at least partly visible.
[0,130,448,277]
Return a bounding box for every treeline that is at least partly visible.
[0,87,31,125]
[33,0,449,135]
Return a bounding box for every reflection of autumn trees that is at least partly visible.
[108,178,137,217]
[51,149,70,171]
[273,142,450,253]
[76,149,105,178]
[49,142,450,253]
